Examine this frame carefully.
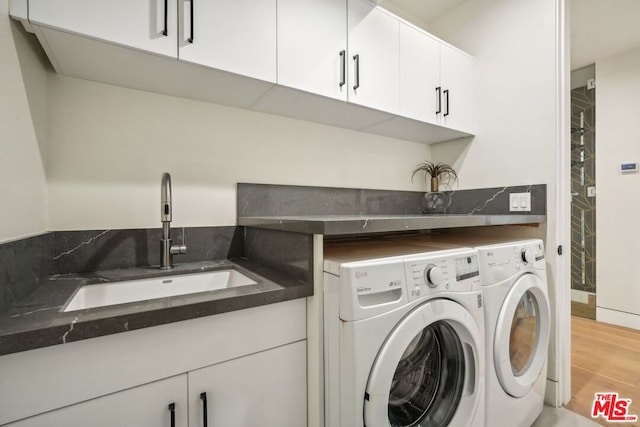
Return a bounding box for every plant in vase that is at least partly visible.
[411,161,458,214]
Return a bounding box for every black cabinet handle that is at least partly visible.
[162,0,168,36]
[339,50,346,88]
[353,54,360,90]
[200,392,208,427]
[168,403,176,427]
[435,86,442,114]
[188,0,194,43]
[443,89,450,116]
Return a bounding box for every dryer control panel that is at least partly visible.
[404,249,481,301]
[477,239,545,285]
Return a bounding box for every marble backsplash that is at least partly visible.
[237,183,546,217]
[51,227,243,275]
[0,226,242,314]
[244,228,313,284]
[0,233,53,314]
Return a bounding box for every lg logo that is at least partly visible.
[355,271,368,278]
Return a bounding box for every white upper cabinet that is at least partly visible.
[277,0,348,101]
[440,44,474,133]
[399,22,474,133]
[28,0,178,58]
[178,0,277,83]
[16,0,474,143]
[399,23,440,124]
[348,0,400,115]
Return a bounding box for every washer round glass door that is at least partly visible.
[494,273,550,398]
[364,299,482,427]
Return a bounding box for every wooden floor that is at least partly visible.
[567,316,640,426]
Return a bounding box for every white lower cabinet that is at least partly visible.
[6,341,306,427]
[0,300,307,427]
[6,375,189,427]
[188,340,307,427]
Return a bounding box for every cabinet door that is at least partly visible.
[28,0,178,58]
[178,0,277,83]
[399,23,441,124]
[348,0,400,114]
[440,45,474,133]
[189,341,307,427]
[277,0,347,101]
[6,375,188,427]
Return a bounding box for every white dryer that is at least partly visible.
[323,240,485,427]
[476,239,550,427]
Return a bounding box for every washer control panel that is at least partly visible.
[455,255,481,281]
[478,239,545,285]
[404,250,480,301]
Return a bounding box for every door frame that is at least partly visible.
[554,0,572,407]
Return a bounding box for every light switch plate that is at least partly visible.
[509,193,531,212]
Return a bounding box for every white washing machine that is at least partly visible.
[323,239,485,427]
[386,235,551,427]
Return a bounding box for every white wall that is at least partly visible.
[595,45,640,329]
[0,2,48,242]
[428,0,566,404]
[46,75,430,230]
[571,64,595,90]
[429,0,558,190]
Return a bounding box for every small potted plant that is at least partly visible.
[411,161,458,214]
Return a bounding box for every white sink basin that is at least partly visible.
[64,269,258,312]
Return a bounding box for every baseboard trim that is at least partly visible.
[571,289,593,304]
[544,378,561,407]
[596,307,640,331]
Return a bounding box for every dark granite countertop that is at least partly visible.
[238,214,547,235]
[0,258,312,356]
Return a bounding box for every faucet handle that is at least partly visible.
[161,172,172,222]
[170,244,187,255]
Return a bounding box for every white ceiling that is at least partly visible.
[570,0,640,70]
[380,0,640,71]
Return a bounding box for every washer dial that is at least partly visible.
[424,264,444,288]
[521,248,535,264]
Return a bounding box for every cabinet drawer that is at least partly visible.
[6,375,188,427]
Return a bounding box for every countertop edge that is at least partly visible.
[238,214,547,235]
